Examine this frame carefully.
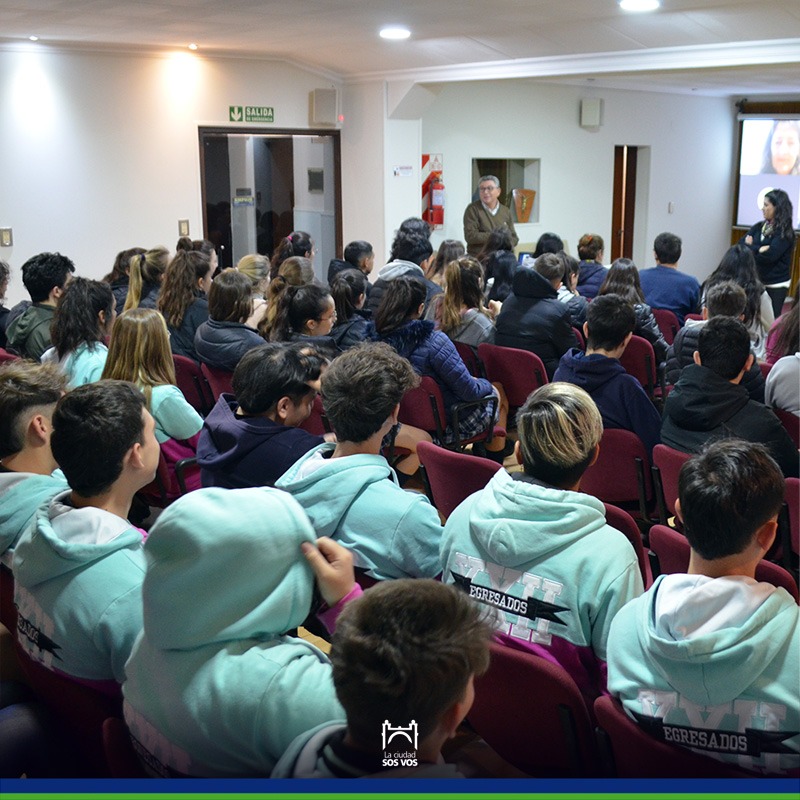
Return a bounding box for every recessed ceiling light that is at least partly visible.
[380,26,411,40]
[619,0,660,11]
[29,35,39,41]
[188,43,198,50]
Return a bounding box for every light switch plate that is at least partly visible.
[178,219,190,237]
[0,228,12,247]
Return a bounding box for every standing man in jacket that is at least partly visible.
[463,175,519,257]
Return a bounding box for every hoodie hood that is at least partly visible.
[636,574,797,705]
[665,364,749,432]
[511,266,557,300]
[13,490,142,587]
[376,260,424,282]
[141,487,316,650]
[372,319,434,360]
[0,470,69,560]
[6,303,54,356]
[554,351,626,393]
[459,469,608,569]
[275,443,393,538]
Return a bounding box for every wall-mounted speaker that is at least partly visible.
[310,88,339,127]
[580,98,602,129]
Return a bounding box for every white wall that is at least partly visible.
[419,80,735,281]
[0,45,341,305]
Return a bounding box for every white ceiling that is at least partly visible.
[1,0,799,95]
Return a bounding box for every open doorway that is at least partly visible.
[611,145,638,261]
[199,127,342,281]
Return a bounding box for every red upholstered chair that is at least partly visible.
[0,563,16,633]
[618,335,663,403]
[603,503,653,588]
[779,478,799,579]
[137,450,198,508]
[580,428,653,520]
[102,718,147,778]
[759,361,773,381]
[0,347,20,363]
[477,342,548,408]
[298,393,331,436]
[684,313,703,323]
[572,326,586,350]
[417,440,501,520]
[651,308,681,346]
[468,641,599,777]
[594,695,756,778]
[397,375,502,452]
[13,644,122,776]
[454,341,485,378]
[173,354,213,415]
[200,362,234,401]
[651,443,692,527]
[649,523,799,601]
[773,408,800,449]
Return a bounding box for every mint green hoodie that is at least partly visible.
[0,469,68,568]
[13,490,146,683]
[275,443,443,580]
[607,574,799,775]
[122,487,345,777]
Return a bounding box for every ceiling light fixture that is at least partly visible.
[618,0,660,11]
[379,26,411,40]
[188,43,198,50]
[29,35,39,41]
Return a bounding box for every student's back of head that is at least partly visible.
[586,294,636,351]
[50,276,114,359]
[344,240,374,271]
[697,316,750,379]
[52,380,147,498]
[232,343,324,416]
[321,342,418,443]
[330,269,369,325]
[678,440,784,560]
[208,268,253,323]
[124,246,169,312]
[389,231,433,266]
[533,232,564,258]
[21,252,75,303]
[705,280,747,319]
[533,252,565,286]
[331,579,492,748]
[654,232,682,264]
[516,382,603,489]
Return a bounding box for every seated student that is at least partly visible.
[494,253,578,379]
[638,232,701,324]
[608,440,799,776]
[327,240,375,287]
[440,383,644,701]
[662,316,798,477]
[40,277,115,388]
[575,233,607,299]
[0,259,11,349]
[555,251,589,328]
[0,362,68,567]
[194,268,264,372]
[665,280,765,402]
[329,269,371,351]
[765,352,800,418]
[13,381,158,687]
[277,342,443,580]
[123,490,357,777]
[273,579,492,778]
[554,294,662,457]
[197,343,329,489]
[236,253,270,329]
[437,257,496,348]
[122,247,169,314]
[7,252,76,361]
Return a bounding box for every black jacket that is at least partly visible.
[330,310,371,351]
[194,318,264,372]
[494,267,577,379]
[661,363,798,477]
[665,323,765,402]
[365,261,442,318]
[741,223,796,285]
[168,296,209,361]
[633,303,669,364]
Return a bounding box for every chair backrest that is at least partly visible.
[594,695,754,778]
[453,341,484,378]
[417,440,501,519]
[572,326,586,350]
[650,524,799,601]
[759,361,773,381]
[784,478,799,558]
[0,563,17,633]
[684,313,703,323]
[603,503,653,588]
[398,376,447,441]
[298,393,329,436]
[200,362,234,400]
[618,335,657,397]
[172,354,212,415]
[102,717,147,778]
[652,443,692,525]
[580,428,652,512]
[477,342,548,407]
[469,641,598,776]
[0,347,20,363]
[651,308,680,346]
[774,408,800,449]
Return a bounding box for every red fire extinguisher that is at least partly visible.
[424,173,444,226]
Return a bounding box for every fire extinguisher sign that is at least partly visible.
[422,153,444,229]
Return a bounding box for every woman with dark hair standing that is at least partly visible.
[158,250,213,360]
[329,269,371,350]
[478,227,517,304]
[270,231,313,280]
[371,276,509,461]
[41,277,115,387]
[598,259,668,364]
[194,269,264,372]
[742,188,797,317]
[702,244,773,359]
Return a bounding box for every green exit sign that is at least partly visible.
[229,106,274,123]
